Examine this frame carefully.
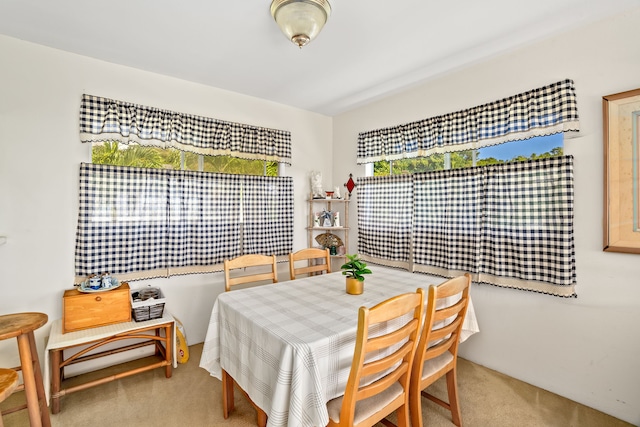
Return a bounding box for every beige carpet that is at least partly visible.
[1,343,633,427]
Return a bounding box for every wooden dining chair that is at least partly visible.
[223,254,278,292]
[326,289,425,427]
[222,254,277,427]
[409,274,471,427]
[289,247,331,280]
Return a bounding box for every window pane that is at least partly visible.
[92,142,169,168]
[374,160,391,176]
[377,152,473,175]
[393,155,448,174]
[372,134,564,175]
[477,134,563,165]
[92,142,278,176]
[184,151,200,171]
[449,151,474,169]
[202,155,270,175]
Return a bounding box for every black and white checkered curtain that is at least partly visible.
[412,168,481,276]
[357,157,576,297]
[240,175,294,256]
[167,171,243,276]
[75,164,293,282]
[357,175,413,269]
[357,79,579,164]
[79,94,292,165]
[478,156,575,296]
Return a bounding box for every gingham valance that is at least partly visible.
[80,94,292,165]
[357,79,580,164]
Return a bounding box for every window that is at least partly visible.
[476,133,563,165]
[356,80,579,297]
[373,134,563,176]
[76,94,294,283]
[362,133,574,297]
[92,142,279,176]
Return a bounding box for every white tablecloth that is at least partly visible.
[44,312,176,403]
[199,265,479,427]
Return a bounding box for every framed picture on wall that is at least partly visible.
[603,87,640,254]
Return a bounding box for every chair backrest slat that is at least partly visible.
[356,363,406,400]
[224,254,278,292]
[289,248,331,280]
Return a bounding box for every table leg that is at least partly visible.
[257,407,267,427]
[222,369,234,419]
[164,323,173,378]
[50,349,62,414]
[222,369,267,427]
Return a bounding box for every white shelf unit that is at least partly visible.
[307,194,350,266]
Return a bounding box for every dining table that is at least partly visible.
[199,264,479,427]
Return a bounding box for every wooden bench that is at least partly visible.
[45,313,175,414]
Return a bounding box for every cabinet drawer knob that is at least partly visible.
[95,296,102,302]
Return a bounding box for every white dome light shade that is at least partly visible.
[270,0,332,48]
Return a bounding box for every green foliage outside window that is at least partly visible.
[92,142,278,176]
[374,147,563,176]
[475,147,563,166]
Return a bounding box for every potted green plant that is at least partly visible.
[340,254,372,295]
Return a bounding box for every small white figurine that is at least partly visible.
[333,211,340,227]
[334,186,341,199]
[321,210,333,227]
[310,171,324,199]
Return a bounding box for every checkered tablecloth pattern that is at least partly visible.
[199,265,478,427]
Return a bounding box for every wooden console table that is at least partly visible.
[45,312,175,413]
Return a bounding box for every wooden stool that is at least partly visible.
[0,313,51,427]
[0,368,19,427]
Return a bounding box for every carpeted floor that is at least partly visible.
[1,343,634,427]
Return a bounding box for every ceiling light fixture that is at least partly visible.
[270,0,332,48]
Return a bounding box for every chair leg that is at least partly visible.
[17,333,45,427]
[446,369,462,427]
[409,383,423,427]
[28,332,51,427]
[395,403,411,427]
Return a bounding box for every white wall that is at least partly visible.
[0,35,333,368]
[333,8,640,425]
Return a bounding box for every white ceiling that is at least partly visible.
[1,0,638,116]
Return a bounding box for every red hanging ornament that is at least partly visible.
[344,173,356,197]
